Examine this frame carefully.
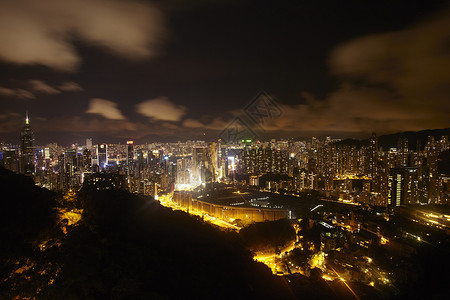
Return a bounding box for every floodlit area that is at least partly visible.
[58,208,83,226]
[158,193,241,231]
[253,240,297,274]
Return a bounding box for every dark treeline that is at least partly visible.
[240,219,296,252]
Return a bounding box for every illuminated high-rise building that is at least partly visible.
[86,138,93,150]
[136,149,145,175]
[368,132,378,177]
[62,148,82,189]
[208,142,218,182]
[83,148,92,171]
[242,146,289,175]
[3,148,19,173]
[397,137,409,167]
[64,149,77,176]
[97,144,108,170]
[175,157,191,189]
[388,168,404,207]
[192,147,211,185]
[20,112,35,175]
[126,141,134,169]
[388,167,419,207]
[440,135,449,151]
[425,136,439,203]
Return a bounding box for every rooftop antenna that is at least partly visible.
[25,111,29,124]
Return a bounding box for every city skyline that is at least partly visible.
[1,0,450,145]
[4,113,449,207]
[2,2,450,296]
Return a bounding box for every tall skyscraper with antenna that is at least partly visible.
[20,112,35,175]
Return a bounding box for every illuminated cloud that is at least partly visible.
[1,80,83,99]
[262,86,433,135]
[85,98,125,120]
[259,9,450,136]
[28,80,60,94]
[0,0,165,71]
[0,86,35,99]
[58,81,84,92]
[328,9,450,121]
[136,97,187,122]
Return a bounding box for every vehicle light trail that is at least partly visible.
[328,265,360,300]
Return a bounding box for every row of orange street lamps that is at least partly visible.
[157,193,241,230]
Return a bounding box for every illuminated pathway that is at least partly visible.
[253,240,297,274]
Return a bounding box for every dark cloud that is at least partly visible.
[1,1,448,143]
[0,86,35,99]
[36,116,138,133]
[262,9,450,135]
[0,0,166,71]
[0,113,22,133]
[28,80,60,95]
[329,8,450,114]
[0,80,83,100]
[179,9,450,138]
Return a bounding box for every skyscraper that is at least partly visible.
[397,137,409,167]
[425,136,439,203]
[368,132,378,177]
[83,148,92,172]
[388,168,404,207]
[20,112,35,175]
[3,148,18,173]
[126,141,134,169]
[86,138,93,150]
[387,167,419,207]
[97,144,108,171]
[192,146,213,185]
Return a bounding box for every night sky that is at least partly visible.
[0,0,449,145]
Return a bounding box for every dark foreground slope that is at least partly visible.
[0,168,57,272]
[47,188,292,299]
[0,168,293,299]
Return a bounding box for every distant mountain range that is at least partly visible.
[7,127,449,147]
[334,128,450,151]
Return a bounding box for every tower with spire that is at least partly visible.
[20,111,35,175]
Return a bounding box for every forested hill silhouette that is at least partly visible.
[51,188,292,299]
[0,167,294,299]
[0,168,57,260]
[334,128,450,150]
